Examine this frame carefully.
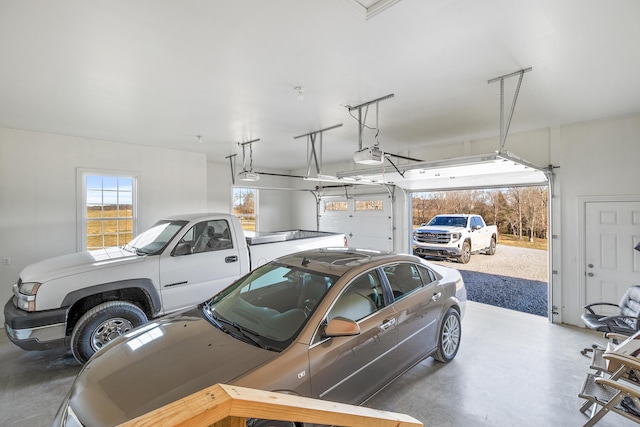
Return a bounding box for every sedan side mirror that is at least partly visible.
[324,317,361,337]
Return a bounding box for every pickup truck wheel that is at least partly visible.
[71,301,147,364]
[487,237,497,255]
[457,241,471,264]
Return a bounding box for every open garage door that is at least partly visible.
[334,151,555,320]
[336,151,549,191]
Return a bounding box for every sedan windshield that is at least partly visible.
[203,262,338,351]
[123,220,187,255]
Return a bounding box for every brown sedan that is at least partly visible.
[54,248,467,426]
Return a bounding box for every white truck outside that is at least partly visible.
[4,213,346,363]
[413,214,498,264]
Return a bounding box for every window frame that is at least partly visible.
[77,169,138,251]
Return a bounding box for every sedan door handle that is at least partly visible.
[225,256,238,263]
[432,292,442,301]
[380,318,396,330]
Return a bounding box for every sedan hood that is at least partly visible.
[19,247,143,283]
[68,308,278,426]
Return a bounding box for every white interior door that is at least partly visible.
[585,201,640,313]
[319,194,393,251]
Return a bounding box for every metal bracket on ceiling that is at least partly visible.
[238,138,260,172]
[488,67,532,151]
[294,124,343,176]
[225,154,237,185]
[347,93,394,150]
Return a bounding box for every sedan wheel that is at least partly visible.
[433,308,461,363]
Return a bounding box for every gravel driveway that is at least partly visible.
[429,245,549,316]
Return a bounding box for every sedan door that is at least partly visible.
[382,262,444,371]
[308,270,398,405]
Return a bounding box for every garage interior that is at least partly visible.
[1,1,640,426]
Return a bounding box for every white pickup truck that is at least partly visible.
[4,213,346,363]
[413,214,497,264]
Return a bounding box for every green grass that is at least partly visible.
[498,233,548,251]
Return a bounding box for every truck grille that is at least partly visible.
[415,231,450,244]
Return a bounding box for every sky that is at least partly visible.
[86,175,133,206]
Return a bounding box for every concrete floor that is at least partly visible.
[0,302,635,427]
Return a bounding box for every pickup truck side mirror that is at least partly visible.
[324,317,361,337]
[472,225,482,231]
[173,242,193,256]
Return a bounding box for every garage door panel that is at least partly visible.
[319,194,393,252]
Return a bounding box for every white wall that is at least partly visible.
[207,160,296,231]
[555,114,640,326]
[0,127,208,325]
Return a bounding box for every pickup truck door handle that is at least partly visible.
[225,256,238,263]
[380,318,396,330]
[432,292,442,301]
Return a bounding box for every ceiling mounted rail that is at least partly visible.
[294,124,343,177]
[488,67,532,150]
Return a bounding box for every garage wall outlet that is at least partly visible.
[3,257,10,265]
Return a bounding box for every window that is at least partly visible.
[355,200,384,211]
[233,187,257,231]
[327,271,383,323]
[79,171,136,250]
[325,201,348,211]
[178,220,233,255]
[471,216,483,229]
[382,263,424,299]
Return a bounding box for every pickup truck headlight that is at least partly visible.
[15,281,42,311]
[450,232,462,243]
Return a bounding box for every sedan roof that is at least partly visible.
[275,248,419,277]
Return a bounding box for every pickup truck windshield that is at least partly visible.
[428,216,468,227]
[123,220,187,255]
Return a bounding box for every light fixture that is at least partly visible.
[237,139,260,181]
[294,86,304,100]
[237,170,260,182]
[354,146,385,165]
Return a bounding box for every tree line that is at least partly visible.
[412,187,548,241]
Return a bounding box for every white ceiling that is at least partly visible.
[1,0,639,171]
